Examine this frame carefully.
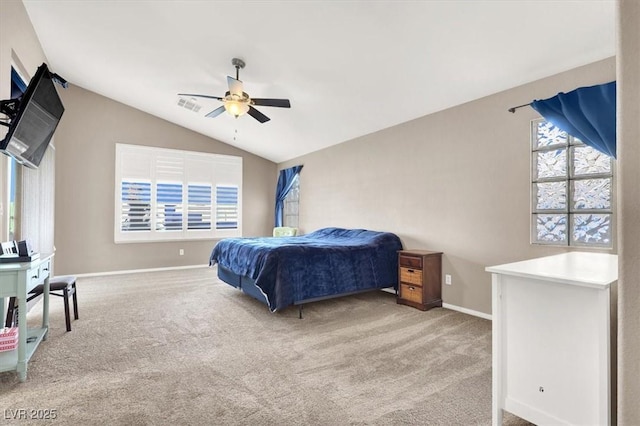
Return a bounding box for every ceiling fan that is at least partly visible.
[178,58,291,123]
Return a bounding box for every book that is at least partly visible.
[5,297,17,327]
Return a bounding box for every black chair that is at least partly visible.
[5,275,78,332]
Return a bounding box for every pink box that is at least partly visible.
[0,327,18,352]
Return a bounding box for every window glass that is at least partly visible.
[156,182,183,231]
[7,67,26,240]
[121,181,151,232]
[531,119,613,248]
[7,157,18,241]
[215,185,238,230]
[188,184,212,230]
[283,175,299,228]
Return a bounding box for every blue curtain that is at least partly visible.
[274,165,303,227]
[531,81,616,158]
[11,68,27,98]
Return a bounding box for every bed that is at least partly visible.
[209,227,403,315]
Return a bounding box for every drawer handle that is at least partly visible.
[32,274,39,279]
[407,269,414,273]
[43,267,49,272]
[409,286,415,291]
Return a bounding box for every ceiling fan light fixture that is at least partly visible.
[224,99,250,117]
[178,58,290,124]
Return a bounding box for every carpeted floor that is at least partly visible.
[0,267,529,425]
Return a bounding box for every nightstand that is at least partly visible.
[396,250,443,311]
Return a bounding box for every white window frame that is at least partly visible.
[530,119,614,248]
[115,143,242,243]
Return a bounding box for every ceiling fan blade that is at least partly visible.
[251,98,291,108]
[205,105,226,118]
[247,106,270,123]
[227,76,243,97]
[178,93,223,101]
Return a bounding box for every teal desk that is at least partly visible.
[0,253,53,382]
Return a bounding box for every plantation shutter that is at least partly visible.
[117,146,153,237]
[155,154,184,232]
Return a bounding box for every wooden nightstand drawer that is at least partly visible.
[399,255,422,268]
[400,283,423,304]
[400,267,422,285]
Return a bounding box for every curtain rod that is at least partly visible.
[507,102,531,113]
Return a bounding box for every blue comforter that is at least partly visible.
[209,227,403,311]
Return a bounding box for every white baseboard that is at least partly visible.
[380,289,491,320]
[443,302,492,321]
[72,264,210,278]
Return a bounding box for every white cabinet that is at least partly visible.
[486,252,617,425]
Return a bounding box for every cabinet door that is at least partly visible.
[500,275,609,425]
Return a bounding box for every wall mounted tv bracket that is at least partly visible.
[0,99,19,126]
[50,72,68,89]
[0,71,68,128]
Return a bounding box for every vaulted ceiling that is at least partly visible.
[23,1,616,163]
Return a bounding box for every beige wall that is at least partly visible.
[280,58,616,315]
[617,1,640,423]
[53,85,276,274]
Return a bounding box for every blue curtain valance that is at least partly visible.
[531,81,616,158]
[274,165,303,227]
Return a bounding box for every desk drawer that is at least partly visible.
[27,266,42,292]
[39,259,51,280]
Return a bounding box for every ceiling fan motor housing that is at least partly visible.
[231,58,246,69]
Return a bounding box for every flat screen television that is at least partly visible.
[0,63,64,169]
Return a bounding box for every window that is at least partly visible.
[531,119,613,248]
[121,181,151,231]
[283,174,299,228]
[6,67,27,241]
[115,144,242,242]
[188,184,212,230]
[156,182,182,231]
[7,157,18,241]
[215,185,239,230]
